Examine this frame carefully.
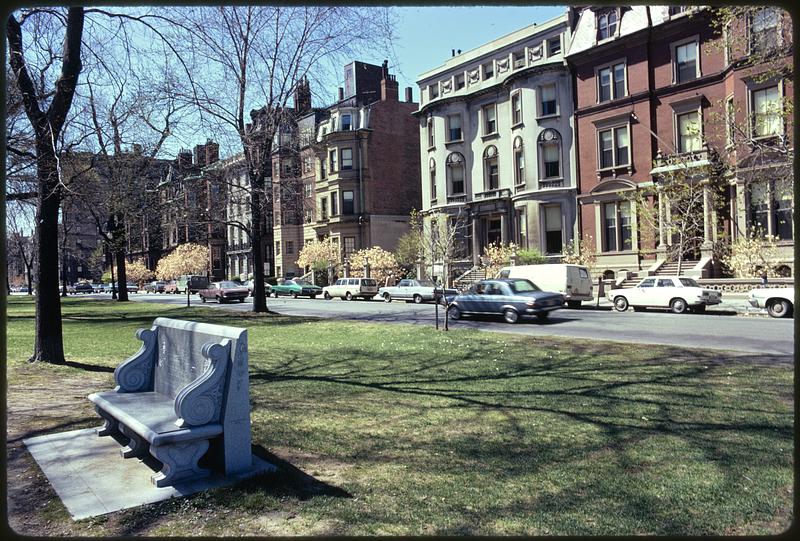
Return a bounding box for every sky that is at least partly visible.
[364,5,567,99]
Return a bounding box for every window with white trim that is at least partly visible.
[598,125,629,168]
[482,103,497,135]
[429,158,437,201]
[447,114,462,141]
[343,190,355,215]
[341,114,352,131]
[328,149,337,173]
[483,146,499,190]
[749,180,793,240]
[597,10,619,41]
[749,8,781,55]
[597,62,626,103]
[331,191,338,216]
[543,205,563,254]
[602,200,632,252]
[677,111,702,153]
[343,237,355,258]
[513,137,525,186]
[539,83,557,116]
[427,117,435,148]
[446,152,465,195]
[482,61,494,80]
[537,129,562,180]
[511,91,523,125]
[751,85,782,138]
[673,39,699,83]
[548,36,561,56]
[319,158,326,180]
[340,148,353,170]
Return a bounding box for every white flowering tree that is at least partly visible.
[348,247,400,286]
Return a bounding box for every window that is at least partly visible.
[283,163,292,175]
[544,205,563,254]
[427,117,435,148]
[598,126,629,168]
[342,190,354,214]
[303,156,312,173]
[751,85,782,138]
[516,208,528,247]
[513,50,525,69]
[483,104,497,135]
[548,36,561,56]
[537,129,561,180]
[639,278,656,288]
[725,96,735,146]
[341,114,352,131]
[447,114,462,141]
[320,158,326,180]
[749,8,781,55]
[602,201,632,252]
[511,91,523,125]
[329,149,337,172]
[513,137,525,186]
[669,6,688,16]
[304,181,313,198]
[484,146,499,190]
[429,159,437,200]
[446,152,465,195]
[750,180,793,240]
[275,241,281,256]
[597,10,618,40]
[539,84,557,116]
[320,197,328,220]
[597,62,626,103]
[677,111,702,153]
[344,237,355,258]
[286,241,294,255]
[482,61,494,80]
[429,84,439,99]
[456,73,465,90]
[341,148,353,170]
[674,40,698,83]
[305,209,313,223]
[331,192,338,216]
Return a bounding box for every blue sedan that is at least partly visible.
[447,278,564,324]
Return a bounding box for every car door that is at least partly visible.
[656,278,676,307]
[482,282,507,314]
[396,280,412,299]
[457,283,481,312]
[633,278,656,306]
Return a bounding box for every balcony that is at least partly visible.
[446,194,468,204]
[651,146,713,176]
[474,188,511,200]
[538,178,565,189]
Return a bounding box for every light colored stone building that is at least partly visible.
[415,14,577,281]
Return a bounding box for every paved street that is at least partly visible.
[115,292,795,356]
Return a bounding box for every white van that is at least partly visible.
[497,264,593,308]
[322,277,379,300]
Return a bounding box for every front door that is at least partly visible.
[487,218,502,246]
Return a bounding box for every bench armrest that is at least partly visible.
[114,327,158,393]
[174,339,230,427]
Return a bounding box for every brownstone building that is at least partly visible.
[566,5,793,279]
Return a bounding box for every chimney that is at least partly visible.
[294,76,312,114]
[177,149,192,168]
[205,140,219,165]
[338,87,344,101]
[381,73,398,102]
[405,87,413,103]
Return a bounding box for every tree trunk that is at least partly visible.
[250,178,267,313]
[30,148,65,364]
[115,249,129,301]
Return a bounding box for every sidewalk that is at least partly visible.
[583,293,766,316]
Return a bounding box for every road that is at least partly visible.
[123,292,795,356]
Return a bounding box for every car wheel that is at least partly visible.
[310,294,316,299]
[201,295,206,303]
[217,296,224,304]
[345,292,353,301]
[567,300,581,310]
[767,299,792,318]
[613,296,629,312]
[367,296,375,301]
[324,292,332,300]
[503,308,519,324]
[447,305,461,321]
[384,293,392,303]
[670,298,688,314]
[413,294,423,304]
[273,291,279,298]
[537,312,549,323]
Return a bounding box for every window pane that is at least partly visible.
[450,164,464,194]
[754,86,781,137]
[619,201,632,250]
[599,68,611,102]
[515,150,525,184]
[543,142,560,178]
[613,64,625,97]
[604,202,617,251]
[749,182,769,234]
[343,190,354,214]
[541,84,557,115]
[600,130,613,168]
[341,148,353,169]
[484,105,496,133]
[615,128,629,166]
[678,112,701,152]
[676,42,697,82]
[544,206,563,254]
[774,186,793,240]
[448,115,462,140]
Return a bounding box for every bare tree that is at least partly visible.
[172,5,396,312]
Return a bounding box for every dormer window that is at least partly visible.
[341,114,352,131]
[597,10,619,41]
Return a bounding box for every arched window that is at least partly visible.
[537,129,562,180]
[775,265,792,277]
[446,152,465,195]
[429,158,437,201]
[513,137,525,187]
[603,269,616,280]
[597,10,618,40]
[483,145,499,190]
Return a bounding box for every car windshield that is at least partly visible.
[219,281,239,288]
[416,280,436,287]
[678,278,700,287]
[507,279,540,293]
[295,280,311,285]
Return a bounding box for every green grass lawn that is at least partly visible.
[5,296,794,535]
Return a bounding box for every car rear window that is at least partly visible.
[219,281,239,288]
[362,279,377,287]
[678,278,699,287]
[508,279,540,293]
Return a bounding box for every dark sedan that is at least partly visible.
[198,281,250,303]
[447,278,564,324]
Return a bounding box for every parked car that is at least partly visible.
[102,284,115,293]
[747,287,794,318]
[244,278,275,297]
[322,277,379,300]
[126,283,139,293]
[270,278,322,299]
[497,264,593,309]
[447,278,564,323]
[163,281,179,294]
[92,283,105,293]
[198,281,250,303]
[177,275,210,294]
[607,276,722,314]
[378,279,458,304]
[73,282,94,294]
[19,286,29,293]
[144,280,168,293]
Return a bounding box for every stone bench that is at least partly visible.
[88,317,252,487]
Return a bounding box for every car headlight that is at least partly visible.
[526,300,537,307]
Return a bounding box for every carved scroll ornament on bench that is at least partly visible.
[114,327,158,393]
[174,340,230,428]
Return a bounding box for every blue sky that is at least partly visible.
[376,5,566,97]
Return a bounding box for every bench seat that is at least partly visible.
[89,392,223,446]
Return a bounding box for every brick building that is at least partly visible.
[415,14,576,282]
[566,5,793,279]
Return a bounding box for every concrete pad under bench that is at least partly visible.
[24,428,275,521]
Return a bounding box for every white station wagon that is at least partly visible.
[322,277,378,300]
[607,276,722,314]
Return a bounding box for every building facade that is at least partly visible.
[415,14,577,280]
[566,5,793,278]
